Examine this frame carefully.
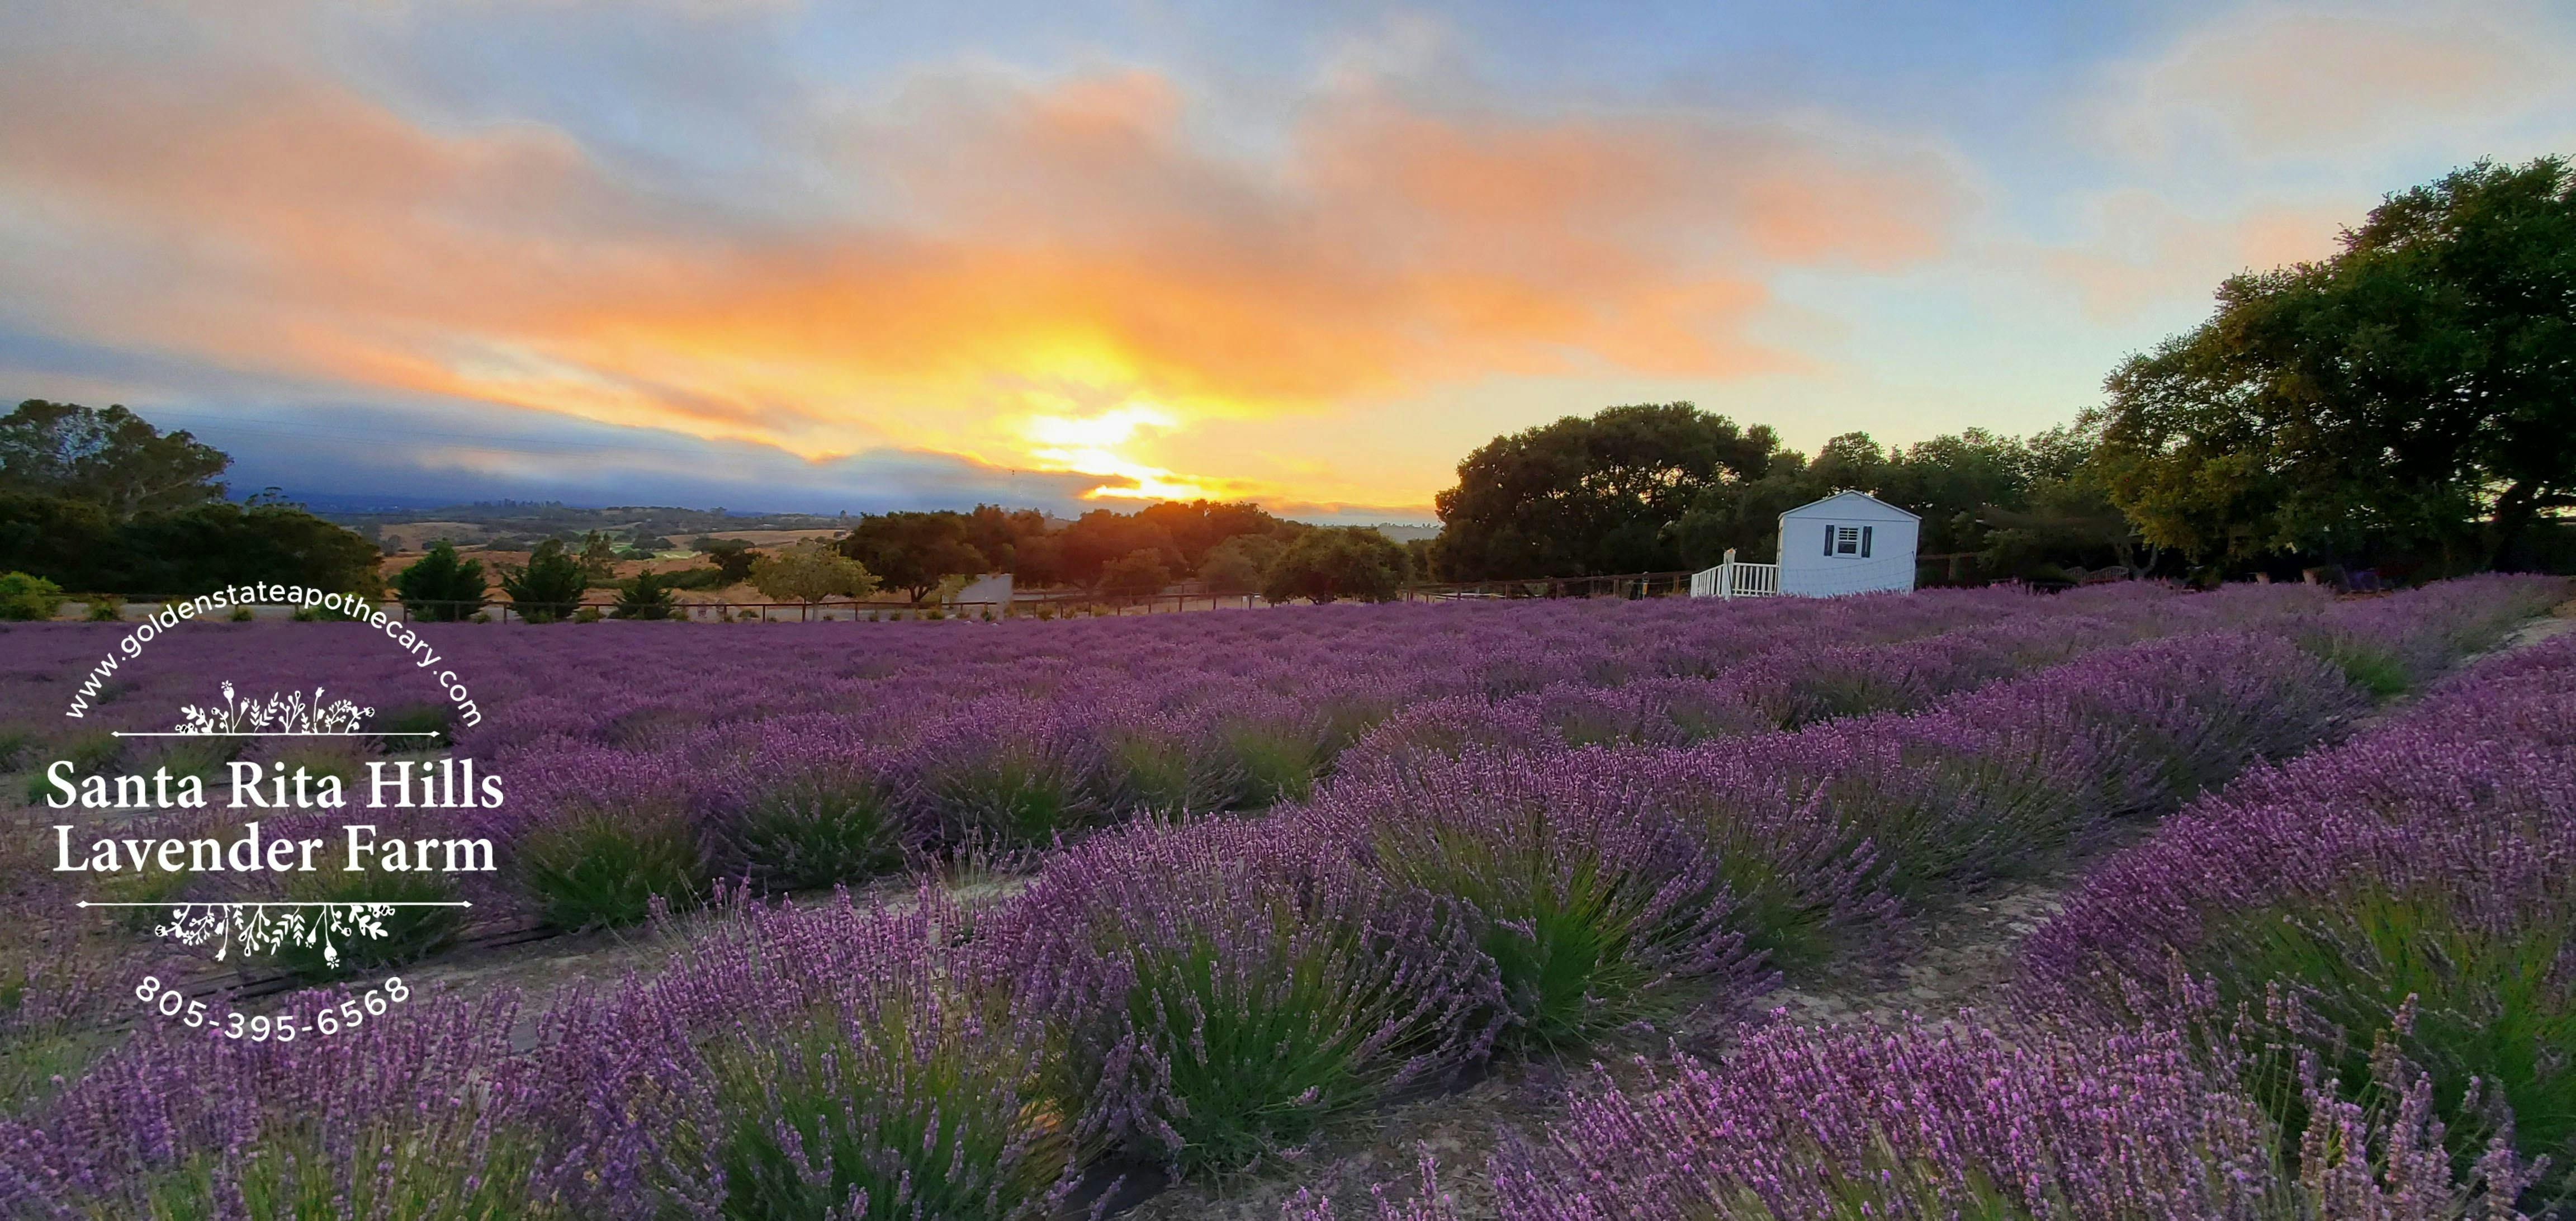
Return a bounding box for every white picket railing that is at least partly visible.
[1689,549,1781,599]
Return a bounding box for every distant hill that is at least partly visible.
[1357,522,1441,543]
[319,500,848,553]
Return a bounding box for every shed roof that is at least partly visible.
[1777,489,1920,521]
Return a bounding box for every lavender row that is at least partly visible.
[13,582,2549,1214]
[2023,627,2576,1199]
[1288,1018,2542,1220]
[1287,586,2571,1220]
[12,582,2276,945]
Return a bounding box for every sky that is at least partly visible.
[2,1,2571,522]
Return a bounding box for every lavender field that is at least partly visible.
[1,575,2568,1218]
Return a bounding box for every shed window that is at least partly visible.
[1829,525,1864,556]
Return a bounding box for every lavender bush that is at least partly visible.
[1307,749,1767,1045]
[901,696,1113,846]
[0,987,556,1218]
[518,802,711,930]
[1000,817,1496,1172]
[661,892,1078,1220]
[695,722,913,893]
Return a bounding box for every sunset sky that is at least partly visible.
[3,2,2572,520]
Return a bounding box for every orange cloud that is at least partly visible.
[2039,191,2346,320]
[0,41,1964,508]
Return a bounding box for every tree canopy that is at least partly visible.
[839,511,990,602]
[0,490,381,595]
[1263,527,1409,603]
[1098,548,1173,600]
[755,542,879,605]
[392,542,488,620]
[497,539,589,623]
[2093,156,2576,570]
[0,400,230,518]
[1432,403,1782,579]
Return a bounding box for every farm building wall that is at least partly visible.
[1776,493,1920,597]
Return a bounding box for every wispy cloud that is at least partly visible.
[2086,1,2575,161]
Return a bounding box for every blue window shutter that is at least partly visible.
[1861,526,1873,558]
[1823,524,1835,556]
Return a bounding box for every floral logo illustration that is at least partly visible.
[101,683,458,966]
[158,901,400,969]
[174,682,374,735]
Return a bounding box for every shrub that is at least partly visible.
[1,990,556,1217]
[84,595,122,622]
[2028,633,2576,1198]
[498,538,588,623]
[371,703,451,749]
[391,541,487,621]
[94,864,199,934]
[657,565,730,591]
[144,734,237,783]
[226,605,252,622]
[1108,718,1233,818]
[57,730,122,774]
[1215,703,1328,808]
[0,572,64,621]
[518,806,708,930]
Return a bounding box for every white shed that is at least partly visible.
[1774,490,1919,597]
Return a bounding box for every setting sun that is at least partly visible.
[1020,402,1232,502]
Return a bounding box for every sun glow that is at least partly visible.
[1020,402,1229,501]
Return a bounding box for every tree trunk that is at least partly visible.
[2487,481,2539,571]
